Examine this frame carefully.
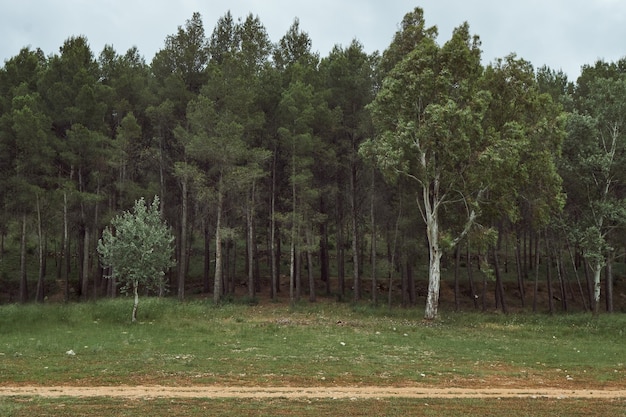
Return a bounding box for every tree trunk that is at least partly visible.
[203,220,211,293]
[424,179,442,320]
[131,280,139,322]
[454,243,461,311]
[592,260,602,315]
[337,209,345,298]
[320,218,331,295]
[605,252,614,313]
[556,252,568,311]
[19,214,29,303]
[81,227,90,301]
[466,240,478,309]
[566,241,588,311]
[36,193,46,303]
[247,181,256,300]
[532,237,540,313]
[213,176,224,304]
[515,234,525,307]
[289,224,296,305]
[424,220,442,319]
[178,178,188,301]
[270,181,278,299]
[63,191,70,302]
[350,164,360,301]
[306,226,316,302]
[492,246,507,314]
[370,172,377,305]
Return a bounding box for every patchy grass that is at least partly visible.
[0,299,624,389]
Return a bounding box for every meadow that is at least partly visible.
[0,298,625,416]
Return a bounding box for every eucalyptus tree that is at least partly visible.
[562,61,626,313]
[362,10,493,319]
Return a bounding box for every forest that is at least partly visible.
[0,7,625,318]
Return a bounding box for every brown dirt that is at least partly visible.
[1,385,625,399]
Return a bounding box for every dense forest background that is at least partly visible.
[1,7,625,315]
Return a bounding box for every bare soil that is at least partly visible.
[1,385,625,399]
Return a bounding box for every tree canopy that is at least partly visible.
[1,7,624,316]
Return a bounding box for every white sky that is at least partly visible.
[1,0,625,81]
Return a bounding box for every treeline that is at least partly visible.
[0,7,624,316]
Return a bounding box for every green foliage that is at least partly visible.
[97,196,175,295]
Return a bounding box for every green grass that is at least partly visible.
[0,299,624,387]
[1,299,625,415]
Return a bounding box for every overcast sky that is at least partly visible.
[1,0,625,81]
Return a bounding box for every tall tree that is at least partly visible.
[562,61,626,313]
[363,13,491,319]
[321,40,376,301]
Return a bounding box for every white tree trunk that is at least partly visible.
[132,280,139,322]
[424,203,442,320]
[423,173,442,320]
[592,261,602,315]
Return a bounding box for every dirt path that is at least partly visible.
[1,386,626,399]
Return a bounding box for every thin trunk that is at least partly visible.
[93,177,101,299]
[306,226,316,302]
[566,242,587,311]
[481,253,488,312]
[388,197,402,309]
[213,175,224,304]
[131,280,139,322]
[454,243,461,311]
[19,214,28,303]
[556,252,568,311]
[203,220,211,293]
[532,237,541,313]
[515,235,525,307]
[178,178,188,301]
[492,246,507,314]
[337,210,345,298]
[350,164,360,301]
[605,252,614,313]
[319,197,331,295]
[583,258,594,310]
[546,253,555,315]
[36,193,45,303]
[81,226,90,301]
[401,252,409,307]
[270,159,278,299]
[320,219,331,295]
[289,225,296,305]
[63,191,70,302]
[466,240,478,309]
[247,181,256,300]
[370,171,377,305]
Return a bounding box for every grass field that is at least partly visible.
[0,298,625,415]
